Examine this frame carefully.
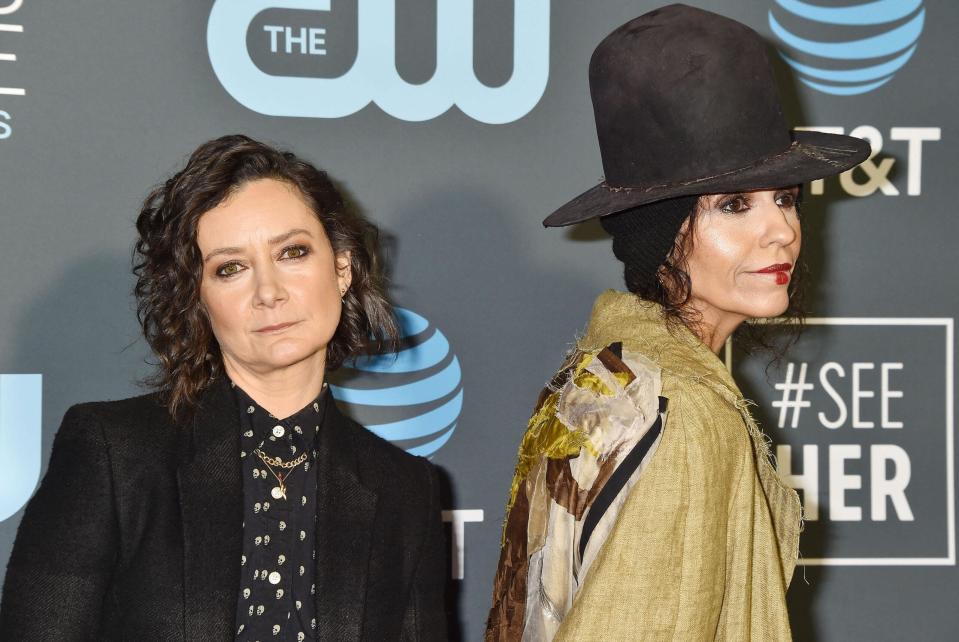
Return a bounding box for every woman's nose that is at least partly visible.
[760,199,799,248]
[253,265,288,307]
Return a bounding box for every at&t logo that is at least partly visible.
[0,374,42,521]
[769,0,925,96]
[329,308,462,457]
[207,0,550,124]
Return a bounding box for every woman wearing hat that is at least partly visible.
[485,5,869,642]
[0,135,447,640]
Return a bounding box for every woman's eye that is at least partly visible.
[776,192,796,208]
[216,262,242,278]
[719,196,749,214]
[281,245,310,260]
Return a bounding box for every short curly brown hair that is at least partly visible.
[133,134,398,420]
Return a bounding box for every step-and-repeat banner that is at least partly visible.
[1,1,955,639]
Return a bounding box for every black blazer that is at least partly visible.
[0,376,447,641]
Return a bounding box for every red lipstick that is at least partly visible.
[755,263,792,285]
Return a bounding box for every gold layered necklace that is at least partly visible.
[254,448,308,500]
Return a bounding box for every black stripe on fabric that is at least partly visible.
[579,396,669,560]
[608,342,623,360]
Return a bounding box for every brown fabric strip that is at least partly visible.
[485,476,532,642]
[596,345,636,386]
[545,448,622,521]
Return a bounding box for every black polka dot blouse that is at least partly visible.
[232,381,327,641]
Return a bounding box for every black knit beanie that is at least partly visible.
[599,194,700,295]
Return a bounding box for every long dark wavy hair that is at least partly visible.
[133,134,399,420]
[631,191,807,358]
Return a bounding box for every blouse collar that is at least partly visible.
[230,379,329,444]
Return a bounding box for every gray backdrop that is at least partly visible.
[0,1,955,640]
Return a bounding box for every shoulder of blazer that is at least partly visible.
[59,390,179,456]
[334,408,436,503]
[67,390,168,419]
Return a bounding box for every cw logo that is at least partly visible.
[0,374,41,522]
[207,0,550,124]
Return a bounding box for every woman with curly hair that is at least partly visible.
[0,135,447,641]
[485,6,870,642]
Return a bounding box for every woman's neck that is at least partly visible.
[686,300,747,355]
[222,352,327,419]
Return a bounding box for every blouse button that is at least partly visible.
[272,425,285,438]
[268,571,282,585]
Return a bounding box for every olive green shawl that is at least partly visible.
[486,291,801,641]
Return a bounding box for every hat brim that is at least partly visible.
[543,130,871,227]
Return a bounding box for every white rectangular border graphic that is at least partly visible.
[727,318,955,566]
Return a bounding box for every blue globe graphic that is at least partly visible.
[328,308,462,457]
[769,0,925,96]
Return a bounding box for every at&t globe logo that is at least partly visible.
[769,0,925,96]
[0,374,42,521]
[329,308,462,457]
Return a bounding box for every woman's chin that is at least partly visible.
[742,293,791,320]
[260,344,325,371]
[759,303,791,320]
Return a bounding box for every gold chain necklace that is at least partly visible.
[254,448,308,500]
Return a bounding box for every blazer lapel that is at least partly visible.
[177,376,244,640]
[314,401,379,642]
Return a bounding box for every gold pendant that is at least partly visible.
[271,486,287,500]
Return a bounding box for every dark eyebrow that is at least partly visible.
[704,192,743,207]
[203,228,313,263]
[268,228,313,246]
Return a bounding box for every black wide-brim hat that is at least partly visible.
[544,4,871,227]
